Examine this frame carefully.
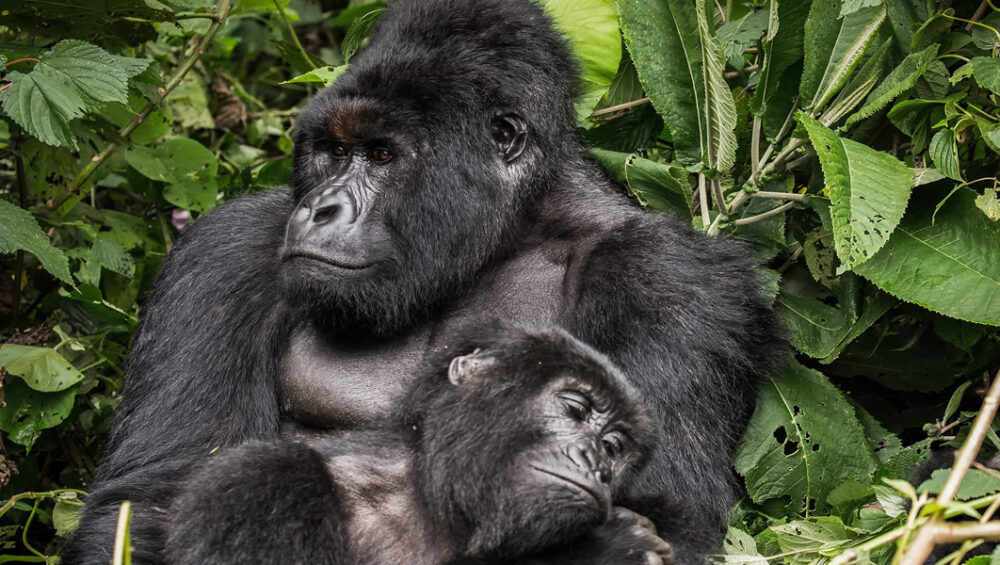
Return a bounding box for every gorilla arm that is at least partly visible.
[63,189,295,565]
[566,208,785,562]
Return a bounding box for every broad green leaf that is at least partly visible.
[722,528,767,565]
[800,2,885,112]
[717,10,770,61]
[0,40,135,148]
[854,186,1000,325]
[840,0,882,17]
[543,0,621,118]
[919,469,1000,501]
[695,0,737,172]
[884,0,926,53]
[751,0,811,138]
[852,401,902,463]
[125,138,219,212]
[282,65,347,86]
[588,149,692,221]
[0,344,86,392]
[776,290,853,359]
[84,238,135,285]
[929,129,962,181]
[977,118,1000,154]
[735,361,878,515]
[0,199,73,283]
[971,57,1000,95]
[845,44,939,127]
[0,377,76,451]
[772,517,857,555]
[620,0,703,167]
[800,114,913,272]
[53,501,83,537]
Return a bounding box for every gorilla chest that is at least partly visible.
[278,245,572,429]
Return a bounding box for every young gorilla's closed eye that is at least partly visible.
[166,320,670,565]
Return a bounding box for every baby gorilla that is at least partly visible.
[166,322,671,565]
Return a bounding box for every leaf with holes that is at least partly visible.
[619,0,703,167]
[854,186,1000,326]
[0,344,85,392]
[588,149,692,221]
[0,378,76,451]
[800,114,913,273]
[800,1,885,112]
[0,40,138,148]
[772,517,858,555]
[0,199,72,284]
[734,361,878,515]
[125,138,219,212]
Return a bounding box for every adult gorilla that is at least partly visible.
[66,0,782,563]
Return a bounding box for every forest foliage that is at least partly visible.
[1,0,1000,563]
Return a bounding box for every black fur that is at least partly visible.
[166,322,670,564]
[65,0,784,563]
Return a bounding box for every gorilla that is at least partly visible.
[166,322,675,565]
[65,0,783,563]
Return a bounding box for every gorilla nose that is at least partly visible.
[568,443,611,483]
[302,188,358,228]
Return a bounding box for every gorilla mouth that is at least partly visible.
[283,249,373,271]
[529,465,607,507]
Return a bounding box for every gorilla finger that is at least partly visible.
[644,550,664,565]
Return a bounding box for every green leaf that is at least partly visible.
[944,380,973,423]
[722,527,767,565]
[588,149,692,221]
[0,378,76,451]
[800,2,885,112]
[971,57,1000,95]
[342,7,383,61]
[0,344,86,392]
[84,238,135,285]
[919,469,1000,501]
[53,501,83,537]
[800,114,914,272]
[840,0,882,17]
[772,517,858,555]
[751,0,811,141]
[852,401,902,463]
[976,189,1000,221]
[0,199,73,283]
[125,138,219,212]
[854,186,1000,326]
[620,0,703,167]
[695,0,737,171]
[735,361,878,514]
[543,0,621,119]
[281,65,347,86]
[717,10,770,61]
[929,129,962,181]
[0,40,134,148]
[845,44,939,127]
[776,290,853,359]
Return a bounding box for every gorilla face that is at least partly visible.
[279,0,579,338]
[409,325,653,557]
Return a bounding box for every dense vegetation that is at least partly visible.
[1,0,999,563]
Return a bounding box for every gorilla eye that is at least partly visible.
[559,393,591,421]
[602,432,626,459]
[330,143,349,158]
[370,148,393,163]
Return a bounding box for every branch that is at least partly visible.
[66,0,234,195]
[589,97,651,118]
[753,191,805,202]
[733,201,796,226]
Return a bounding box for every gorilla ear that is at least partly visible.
[448,349,496,386]
[491,111,528,163]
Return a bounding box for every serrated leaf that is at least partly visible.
[696,0,737,171]
[735,361,878,515]
[281,65,347,86]
[0,199,73,283]
[776,290,853,359]
[0,378,76,451]
[929,129,962,181]
[84,238,135,285]
[589,149,692,221]
[800,2,885,111]
[971,57,1000,95]
[0,40,133,147]
[0,344,85,392]
[840,0,882,17]
[919,469,1000,501]
[976,189,1000,221]
[722,528,768,565]
[854,186,1000,325]
[125,138,219,212]
[620,0,704,167]
[543,0,621,119]
[845,44,939,127]
[717,10,770,61]
[772,517,857,555]
[53,501,83,537]
[800,114,913,272]
[751,0,811,141]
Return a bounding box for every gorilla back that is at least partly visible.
[66,0,784,563]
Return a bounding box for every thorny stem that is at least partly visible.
[66,0,234,196]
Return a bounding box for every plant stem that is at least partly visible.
[272,0,314,68]
[0,489,88,518]
[589,97,650,118]
[698,173,710,227]
[11,127,28,327]
[753,191,805,202]
[733,201,796,226]
[711,178,729,216]
[66,0,234,196]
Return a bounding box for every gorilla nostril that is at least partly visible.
[312,204,344,226]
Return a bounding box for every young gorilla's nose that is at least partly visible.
[567,442,612,483]
[305,188,358,228]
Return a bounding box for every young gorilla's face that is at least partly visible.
[417,340,653,558]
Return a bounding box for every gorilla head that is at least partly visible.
[405,322,654,556]
[282,0,580,336]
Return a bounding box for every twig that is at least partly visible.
[973,461,1000,481]
[66,0,234,195]
[753,191,805,202]
[589,97,650,118]
[724,64,759,79]
[698,173,710,227]
[967,1,990,31]
[751,116,762,174]
[711,178,729,216]
[733,201,795,226]
[898,369,1000,565]
[0,488,87,518]
[777,245,804,274]
[4,58,40,67]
